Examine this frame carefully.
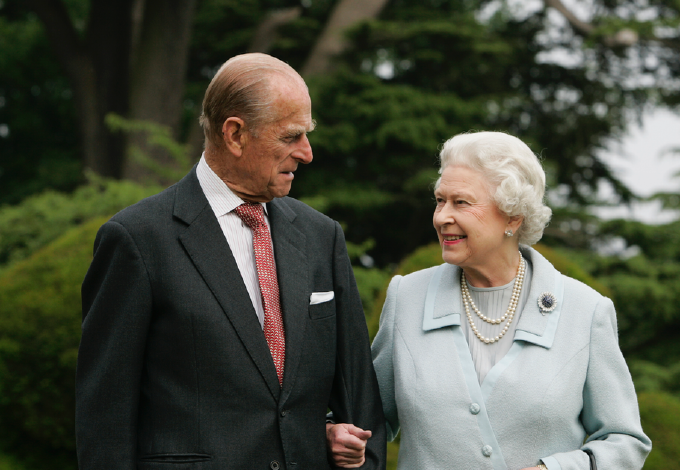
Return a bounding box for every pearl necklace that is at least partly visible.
[460,253,526,344]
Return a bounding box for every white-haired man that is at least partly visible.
[76,53,386,470]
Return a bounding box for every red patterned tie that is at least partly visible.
[234,202,285,386]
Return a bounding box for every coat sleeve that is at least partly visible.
[540,297,652,470]
[370,275,402,442]
[327,221,387,470]
[76,220,153,470]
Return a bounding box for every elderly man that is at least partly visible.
[76,53,385,470]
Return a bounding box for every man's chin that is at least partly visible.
[270,183,293,199]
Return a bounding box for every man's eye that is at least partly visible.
[284,134,302,143]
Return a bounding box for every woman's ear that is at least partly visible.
[508,215,524,234]
[221,117,247,157]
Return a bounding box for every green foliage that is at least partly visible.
[106,113,193,184]
[631,361,680,398]
[532,244,611,297]
[0,217,104,469]
[638,392,680,470]
[578,219,680,364]
[0,452,26,470]
[0,174,161,271]
[289,0,654,266]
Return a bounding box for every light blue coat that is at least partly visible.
[372,246,651,470]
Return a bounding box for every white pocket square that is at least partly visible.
[310,291,334,305]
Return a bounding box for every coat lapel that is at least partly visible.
[173,168,281,399]
[513,246,565,349]
[267,198,309,402]
[422,263,463,331]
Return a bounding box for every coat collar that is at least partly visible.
[421,246,564,349]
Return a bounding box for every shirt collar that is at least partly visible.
[196,154,268,217]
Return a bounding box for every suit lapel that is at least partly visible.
[173,168,281,399]
[268,198,309,402]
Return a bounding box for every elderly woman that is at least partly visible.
[327,131,651,469]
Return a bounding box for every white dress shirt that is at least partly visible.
[196,155,273,328]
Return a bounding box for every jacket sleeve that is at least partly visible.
[370,275,402,442]
[327,221,387,470]
[541,297,652,470]
[76,220,153,470]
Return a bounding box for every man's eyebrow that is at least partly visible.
[283,120,317,136]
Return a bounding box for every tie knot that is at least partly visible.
[234,202,266,229]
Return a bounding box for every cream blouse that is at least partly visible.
[461,260,533,384]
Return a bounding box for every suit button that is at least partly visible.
[280,410,288,417]
[270,461,280,470]
[469,403,480,415]
[482,445,493,457]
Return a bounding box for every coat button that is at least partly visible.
[482,445,493,457]
[469,403,480,415]
[270,461,280,470]
[280,410,288,417]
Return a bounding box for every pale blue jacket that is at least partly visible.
[372,246,651,470]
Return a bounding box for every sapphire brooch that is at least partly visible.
[538,292,557,315]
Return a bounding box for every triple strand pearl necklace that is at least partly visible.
[460,252,526,345]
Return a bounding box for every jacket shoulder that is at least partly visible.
[109,184,178,227]
[392,264,449,297]
[562,274,609,311]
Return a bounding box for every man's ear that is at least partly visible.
[221,117,247,157]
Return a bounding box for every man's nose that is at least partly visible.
[293,134,313,164]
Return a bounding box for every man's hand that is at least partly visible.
[326,422,372,468]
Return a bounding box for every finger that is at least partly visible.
[333,457,366,468]
[333,435,367,452]
[347,424,372,440]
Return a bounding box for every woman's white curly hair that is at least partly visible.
[436,131,552,246]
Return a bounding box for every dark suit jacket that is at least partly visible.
[76,167,386,470]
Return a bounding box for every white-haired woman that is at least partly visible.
[327,131,651,469]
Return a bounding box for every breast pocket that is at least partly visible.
[308,298,336,319]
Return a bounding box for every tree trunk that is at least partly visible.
[24,0,134,178]
[123,0,197,183]
[301,0,389,78]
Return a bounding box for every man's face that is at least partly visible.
[229,80,314,202]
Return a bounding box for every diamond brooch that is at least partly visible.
[538,292,557,315]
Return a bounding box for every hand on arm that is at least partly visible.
[326,423,372,468]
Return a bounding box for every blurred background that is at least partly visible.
[1,0,679,468]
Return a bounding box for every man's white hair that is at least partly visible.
[436,131,552,245]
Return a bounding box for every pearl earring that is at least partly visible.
[505,229,513,237]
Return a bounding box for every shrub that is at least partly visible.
[0,176,160,271]
[0,217,106,469]
[639,392,680,470]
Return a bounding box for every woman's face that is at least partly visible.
[433,165,514,272]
